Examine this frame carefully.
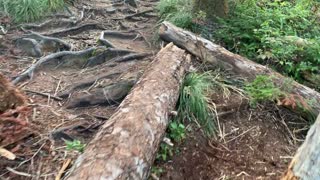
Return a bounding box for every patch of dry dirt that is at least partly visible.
[155,94,307,180]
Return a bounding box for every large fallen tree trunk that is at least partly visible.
[282,113,320,179]
[66,43,189,179]
[159,21,320,119]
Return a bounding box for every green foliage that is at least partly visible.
[245,75,284,106]
[0,0,65,22]
[157,0,194,29]
[156,143,174,161]
[65,140,86,153]
[215,0,320,85]
[168,121,186,142]
[151,166,164,177]
[177,72,216,137]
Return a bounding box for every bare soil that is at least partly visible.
[0,0,309,179]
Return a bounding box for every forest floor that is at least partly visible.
[0,0,309,179]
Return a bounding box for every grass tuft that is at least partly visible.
[1,0,65,23]
[177,72,216,137]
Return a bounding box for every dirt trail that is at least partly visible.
[0,0,159,179]
[0,0,306,179]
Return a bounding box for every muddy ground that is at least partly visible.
[0,0,308,179]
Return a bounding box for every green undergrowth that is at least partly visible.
[245,75,316,122]
[156,0,210,35]
[215,0,320,89]
[0,0,68,22]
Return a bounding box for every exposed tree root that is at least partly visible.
[112,9,153,20]
[101,30,138,39]
[65,79,136,108]
[12,47,104,85]
[84,48,137,67]
[113,52,151,62]
[15,32,71,56]
[98,31,115,48]
[43,23,107,37]
[58,72,122,98]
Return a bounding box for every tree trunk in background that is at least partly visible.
[66,43,190,180]
[159,21,320,121]
[193,0,229,19]
[282,114,320,179]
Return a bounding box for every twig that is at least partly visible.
[55,159,71,180]
[54,79,61,96]
[25,89,63,101]
[226,126,256,143]
[6,167,32,177]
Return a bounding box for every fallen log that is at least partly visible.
[66,43,189,179]
[159,21,320,119]
[282,114,320,179]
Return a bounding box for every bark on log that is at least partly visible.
[282,114,320,179]
[66,43,189,179]
[159,21,320,119]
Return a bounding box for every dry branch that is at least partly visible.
[66,43,189,179]
[159,21,320,119]
[282,114,320,179]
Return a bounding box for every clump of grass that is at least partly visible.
[177,72,216,137]
[1,0,65,23]
[156,0,197,30]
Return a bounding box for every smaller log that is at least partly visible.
[159,21,320,119]
[282,114,320,179]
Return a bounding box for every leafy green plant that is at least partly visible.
[65,140,86,153]
[156,143,174,161]
[245,75,284,106]
[168,121,186,142]
[215,0,320,88]
[177,72,216,137]
[151,166,164,177]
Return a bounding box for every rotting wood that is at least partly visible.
[66,43,190,179]
[159,21,320,119]
[282,114,320,180]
